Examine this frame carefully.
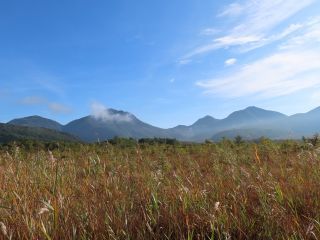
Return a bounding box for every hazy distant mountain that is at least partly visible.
[6,106,320,142]
[8,116,63,131]
[212,128,292,141]
[209,107,320,141]
[0,123,78,143]
[222,106,286,127]
[168,107,288,141]
[167,115,219,140]
[281,107,320,138]
[63,109,168,142]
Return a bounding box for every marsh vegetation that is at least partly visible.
[0,139,319,239]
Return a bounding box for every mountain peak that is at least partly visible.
[244,106,263,111]
[225,106,286,126]
[199,115,216,121]
[8,115,63,131]
[18,115,46,120]
[192,115,217,126]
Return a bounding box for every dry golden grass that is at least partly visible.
[0,140,319,239]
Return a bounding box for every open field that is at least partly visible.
[0,139,319,239]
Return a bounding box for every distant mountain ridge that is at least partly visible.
[5,106,320,142]
[168,106,288,141]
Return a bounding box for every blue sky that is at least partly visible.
[1,0,320,128]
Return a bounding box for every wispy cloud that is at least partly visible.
[178,59,192,65]
[182,35,261,61]
[19,96,71,114]
[279,17,320,50]
[90,102,132,122]
[224,58,237,66]
[226,0,314,35]
[197,47,320,98]
[192,0,320,99]
[20,96,46,105]
[237,23,304,53]
[218,3,245,17]
[200,28,219,36]
[181,0,316,62]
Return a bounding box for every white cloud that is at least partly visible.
[280,17,320,50]
[181,0,316,61]
[182,19,309,61]
[238,23,304,53]
[182,35,261,60]
[187,0,320,100]
[218,3,245,17]
[90,102,132,122]
[215,35,262,46]
[225,58,237,66]
[197,48,320,98]
[228,0,314,36]
[19,96,71,114]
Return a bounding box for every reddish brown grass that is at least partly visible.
[0,140,319,239]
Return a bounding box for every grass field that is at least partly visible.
[0,139,319,239]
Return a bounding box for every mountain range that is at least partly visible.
[3,106,320,143]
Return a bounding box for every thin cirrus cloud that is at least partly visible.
[20,96,47,105]
[218,3,244,17]
[197,49,320,98]
[20,96,71,114]
[279,17,320,50]
[197,16,320,98]
[226,0,315,35]
[180,0,316,62]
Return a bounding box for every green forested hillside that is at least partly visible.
[0,123,79,143]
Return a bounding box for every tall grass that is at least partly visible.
[0,140,319,239]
